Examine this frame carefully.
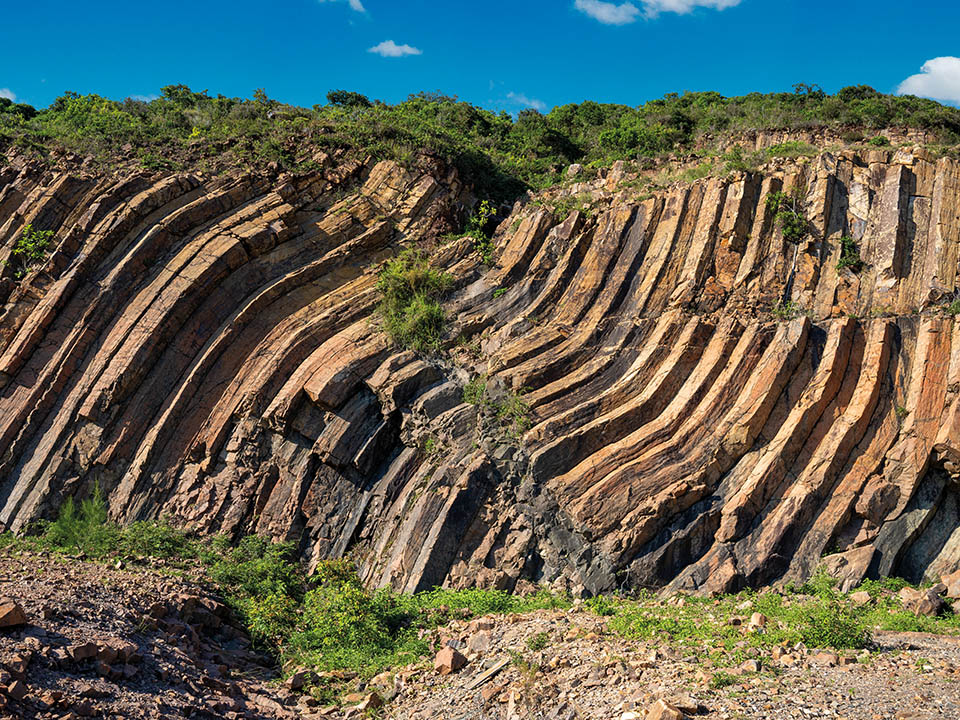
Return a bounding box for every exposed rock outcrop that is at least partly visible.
[2,143,960,595]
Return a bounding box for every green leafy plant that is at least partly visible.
[495,388,532,440]
[766,190,807,242]
[772,300,805,321]
[867,135,891,147]
[466,200,497,264]
[836,236,864,273]
[7,224,54,279]
[526,631,549,651]
[585,594,618,616]
[766,141,818,158]
[42,482,118,556]
[463,375,488,405]
[375,249,452,352]
[710,670,738,689]
[796,600,869,649]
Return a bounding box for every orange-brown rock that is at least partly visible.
[0,601,26,629]
[2,145,960,596]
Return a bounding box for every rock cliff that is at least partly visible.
[2,142,960,595]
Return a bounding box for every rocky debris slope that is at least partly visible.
[3,549,960,720]
[2,144,960,594]
[385,608,960,720]
[0,551,308,719]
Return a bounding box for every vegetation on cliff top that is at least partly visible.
[2,85,960,201]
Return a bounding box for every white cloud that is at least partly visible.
[643,0,741,15]
[0,89,15,101]
[898,57,960,105]
[575,0,640,25]
[318,0,366,12]
[507,92,547,112]
[368,40,422,58]
[574,0,741,24]
[129,93,160,102]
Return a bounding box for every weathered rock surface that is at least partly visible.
[2,144,960,594]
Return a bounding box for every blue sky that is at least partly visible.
[2,0,960,112]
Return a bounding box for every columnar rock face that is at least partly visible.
[1,144,960,595]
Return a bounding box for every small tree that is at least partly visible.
[326,90,373,108]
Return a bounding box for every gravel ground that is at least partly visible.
[2,551,960,719]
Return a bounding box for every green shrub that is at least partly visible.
[465,199,498,264]
[722,146,763,174]
[120,519,196,559]
[836,236,864,273]
[244,592,302,647]
[463,375,488,405]
[526,631,549,651]
[710,670,738,689]
[867,135,891,147]
[584,594,618,616]
[375,249,452,352]
[772,300,805,321]
[207,535,304,600]
[7,223,54,279]
[42,483,119,557]
[495,389,532,440]
[766,141,818,158]
[766,191,807,242]
[796,600,869,649]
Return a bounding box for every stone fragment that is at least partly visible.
[434,647,468,675]
[898,587,945,617]
[355,692,383,712]
[468,617,495,633]
[6,681,26,701]
[0,601,26,629]
[647,699,684,720]
[467,630,491,653]
[849,591,871,606]
[942,570,960,599]
[813,652,838,667]
[70,643,99,662]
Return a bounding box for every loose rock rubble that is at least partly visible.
[379,609,960,720]
[0,551,296,719]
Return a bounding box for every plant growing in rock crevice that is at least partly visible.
[463,376,533,444]
[461,199,497,265]
[772,300,805,321]
[836,235,864,273]
[6,223,54,279]
[375,249,452,352]
[766,190,807,243]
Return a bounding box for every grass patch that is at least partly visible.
[766,140,818,158]
[375,249,452,353]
